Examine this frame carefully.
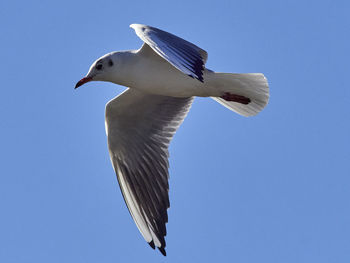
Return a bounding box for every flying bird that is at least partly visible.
[75,24,269,256]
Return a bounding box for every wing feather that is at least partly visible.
[105,89,193,255]
[130,24,207,82]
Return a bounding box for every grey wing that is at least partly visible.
[105,88,193,256]
[130,23,208,82]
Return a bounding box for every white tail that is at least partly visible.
[211,73,269,117]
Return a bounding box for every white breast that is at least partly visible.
[111,49,214,98]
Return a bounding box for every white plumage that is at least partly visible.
[75,24,269,256]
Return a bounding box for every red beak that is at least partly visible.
[75,77,92,89]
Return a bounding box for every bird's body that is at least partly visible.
[93,47,218,97]
[76,24,269,256]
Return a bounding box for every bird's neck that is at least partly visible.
[108,50,140,87]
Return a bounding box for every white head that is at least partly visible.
[75,52,119,89]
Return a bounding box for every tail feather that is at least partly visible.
[211,73,269,117]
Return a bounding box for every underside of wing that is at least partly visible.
[105,88,193,255]
[130,23,208,82]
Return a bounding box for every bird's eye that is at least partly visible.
[108,60,113,67]
[96,64,103,70]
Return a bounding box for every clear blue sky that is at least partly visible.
[1,0,349,262]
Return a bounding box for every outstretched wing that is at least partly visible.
[105,88,193,256]
[130,23,208,82]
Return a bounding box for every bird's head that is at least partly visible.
[75,53,117,89]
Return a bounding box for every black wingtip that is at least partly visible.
[158,247,167,256]
[188,73,204,83]
[148,240,155,249]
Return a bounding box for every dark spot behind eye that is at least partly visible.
[108,60,113,67]
[96,64,103,70]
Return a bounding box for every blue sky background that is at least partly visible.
[1,0,349,262]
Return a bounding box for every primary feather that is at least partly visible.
[105,89,193,255]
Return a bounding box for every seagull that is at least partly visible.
[75,24,269,256]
